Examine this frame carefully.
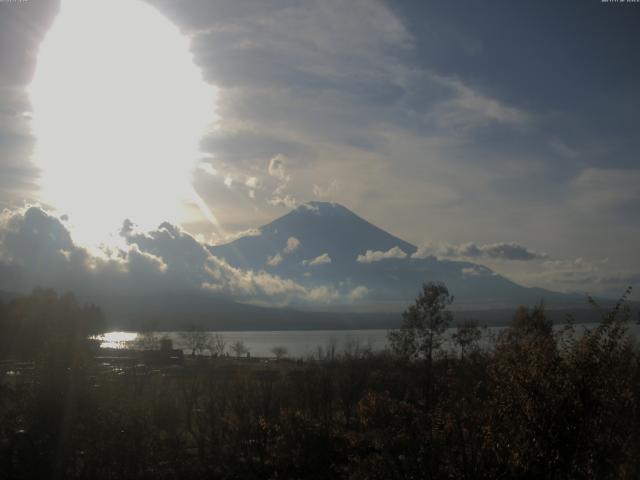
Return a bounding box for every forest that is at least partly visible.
[0,284,639,479]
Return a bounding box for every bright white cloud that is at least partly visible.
[245,176,261,198]
[216,227,262,245]
[356,246,407,263]
[462,266,482,277]
[245,176,260,188]
[349,285,369,300]
[266,236,300,266]
[197,162,218,176]
[303,253,332,266]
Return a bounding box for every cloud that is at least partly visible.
[245,177,259,188]
[0,3,59,87]
[267,236,300,266]
[426,73,530,129]
[1,0,638,299]
[571,168,640,211]
[462,266,482,277]
[268,154,289,181]
[306,285,340,302]
[268,195,298,208]
[313,180,338,199]
[197,162,217,176]
[145,0,570,272]
[412,241,547,261]
[266,154,299,208]
[356,246,407,263]
[485,254,637,301]
[244,176,261,198]
[215,227,262,245]
[0,206,352,306]
[600,273,640,286]
[349,285,369,300]
[303,253,332,267]
[0,206,89,282]
[215,168,268,201]
[266,253,283,267]
[284,236,300,253]
[0,91,38,206]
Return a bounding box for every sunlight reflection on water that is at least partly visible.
[96,331,138,349]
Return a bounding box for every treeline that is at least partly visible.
[0,288,105,360]
[0,285,639,479]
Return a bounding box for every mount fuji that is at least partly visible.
[209,202,580,310]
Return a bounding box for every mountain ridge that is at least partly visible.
[209,201,584,309]
[209,201,416,270]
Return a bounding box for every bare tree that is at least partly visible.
[231,340,248,358]
[271,345,288,360]
[179,327,212,357]
[210,333,226,357]
[326,337,338,361]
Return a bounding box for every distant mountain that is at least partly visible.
[210,201,583,309]
[84,291,399,331]
[211,202,415,271]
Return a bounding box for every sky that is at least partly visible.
[0,0,638,301]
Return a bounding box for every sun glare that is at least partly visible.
[29,0,216,246]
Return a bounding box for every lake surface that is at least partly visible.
[100,330,391,358]
[98,323,640,359]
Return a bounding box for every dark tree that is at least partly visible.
[452,319,482,360]
[388,282,453,362]
[0,288,105,360]
[180,325,213,357]
[510,302,552,337]
[271,345,288,360]
[231,339,248,358]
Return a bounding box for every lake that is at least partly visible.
[99,329,391,358]
[97,323,640,359]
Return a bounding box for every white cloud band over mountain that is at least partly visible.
[356,246,408,263]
